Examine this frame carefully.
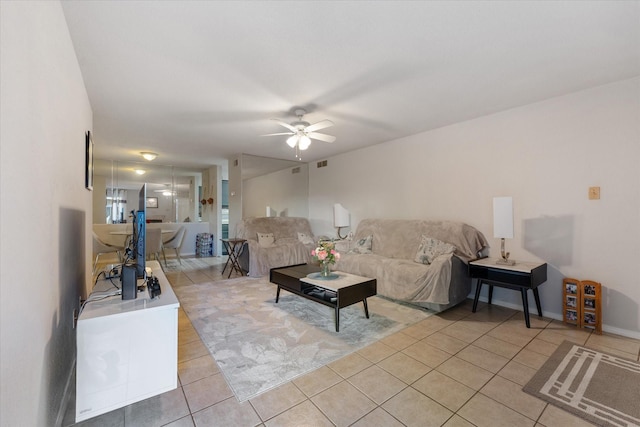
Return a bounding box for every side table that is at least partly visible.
[220,238,246,278]
[469,257,547,328]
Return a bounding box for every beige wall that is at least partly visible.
[1,1,94,425]
[243,164,309,219]
[309,77,640,338]
[228,155,243,237]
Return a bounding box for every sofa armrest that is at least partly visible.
[237,241,250,273]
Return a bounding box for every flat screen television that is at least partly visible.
[133,183,146,278]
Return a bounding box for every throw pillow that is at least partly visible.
[348,235,373,254]
[297,232,315,245]
[257,232,275,248]
[414,235,456,265]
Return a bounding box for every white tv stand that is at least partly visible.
[75,261,179,422]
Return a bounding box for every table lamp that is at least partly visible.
[333,203,350,239]
[493,196,515,265]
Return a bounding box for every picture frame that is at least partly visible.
[565,282,577,295]
[562,277,602,334]
[146,197,158,208]
[562,277,581,325]
[581,280,602,334]
[85,131,93,191]
[584,313,596,325]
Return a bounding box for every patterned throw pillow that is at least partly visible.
[297,232,315,245]
[414,235,456,264]
[257,232,275,248]
[348,235,373,254]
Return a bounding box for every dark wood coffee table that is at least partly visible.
[269,264,377,332]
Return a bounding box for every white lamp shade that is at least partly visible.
[298,135,311,150]
[286,135,298,148]
[333,203,350,228]
[493,197,514,239]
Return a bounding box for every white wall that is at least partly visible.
[309,78,640,338]
[202,165,223,255]
[1,1,93,425]
[243,164,309,218]
[228,155,243,237]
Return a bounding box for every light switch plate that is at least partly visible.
[589,186,600,200]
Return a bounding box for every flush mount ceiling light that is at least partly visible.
[262,109,335,160]
[141,152,157,161]
[134,169,146,175]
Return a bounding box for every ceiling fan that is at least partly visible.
[262,109,335,158]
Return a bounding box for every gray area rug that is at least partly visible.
[175,276,434,402]
[523,340,640,427]
[163,256,217,272]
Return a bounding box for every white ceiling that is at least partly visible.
[62,1,640,173]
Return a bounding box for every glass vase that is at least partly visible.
[320,261,331,277]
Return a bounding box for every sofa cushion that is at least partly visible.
[257,232,275,248]
[297,232,315,245]
[414,235,456,265]
[348,235,373,254]
[352,219,488,261]
[237,217,314,242]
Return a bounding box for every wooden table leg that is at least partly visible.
[362,298,370,318]
[488,285,494,305]
[521,288,531,328]
[221,241,232,275]
[275,286,281,303]
[335,306,340,332]
[533,288,542,317]
[472,279,483,312]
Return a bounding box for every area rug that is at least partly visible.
[174,276,434,402]
[523,340,640,427]
[163,256,219,272]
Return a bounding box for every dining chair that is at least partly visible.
[92,232,123,274]
[145,228,163,265]
[162,226,186,267]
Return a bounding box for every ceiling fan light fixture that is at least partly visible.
[141,152,157,161]
[298,135,311,150]
[135,169,146,175]
[264,109,335,157]
[286,135,299,148]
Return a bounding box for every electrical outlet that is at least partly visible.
[589,186,600,200]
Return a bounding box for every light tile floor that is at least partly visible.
[64,257,640,427]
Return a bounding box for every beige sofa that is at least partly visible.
[335,219,488,311]
[236,217,317,277]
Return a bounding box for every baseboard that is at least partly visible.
[472,296,640,340]
[55,358,76,427]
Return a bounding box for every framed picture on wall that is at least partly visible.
[146,197,158,208]
[85,131,93,191]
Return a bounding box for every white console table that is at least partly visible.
[76,261,179,422]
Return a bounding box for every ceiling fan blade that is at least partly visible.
[261,132,294,137]
[270,118,296,132]
[305,119,334,133]
[307,132,336,143]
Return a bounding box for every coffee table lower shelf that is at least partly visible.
[270,264,377,332]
